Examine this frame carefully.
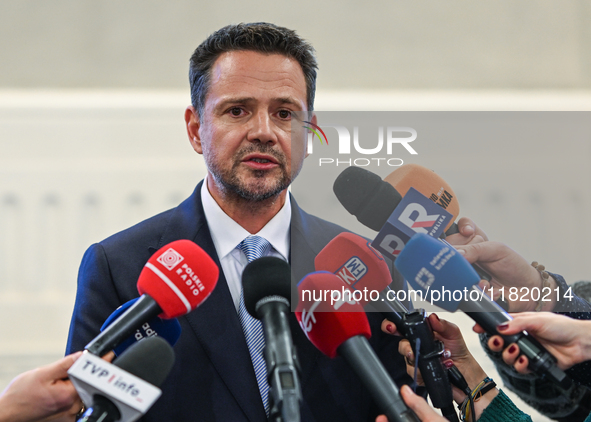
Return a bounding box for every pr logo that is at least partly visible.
[303,121,329,145]
[157,248,185,270]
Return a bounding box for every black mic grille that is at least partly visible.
[333,167,402,231]
[242,256,292,318]
[112,336,175,387]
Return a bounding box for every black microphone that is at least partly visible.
[72,336,175,422]
[333,166,491,283]
[242,257,302,422]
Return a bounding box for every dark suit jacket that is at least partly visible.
[66,180,410,422]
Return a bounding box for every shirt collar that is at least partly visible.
[201,178,291,261]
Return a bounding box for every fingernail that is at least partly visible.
[508,345,517,354]
[432,313,440,322]
[458,248,466,255]
[443,349,451,359]
[492,338,501,347]
[386,323,395,334]
[518,356,526,364]
[498,323,509,331]
[444,360,454,368]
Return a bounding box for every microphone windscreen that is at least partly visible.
[100,297,182,356]
[137,240,218,319]
[295,271,370,358]
[394,233,479,311]
[333,167,402,231]
[314,232,391,303]
[242,256,292,317]
[384,164,459,229]
[112,336,175,387]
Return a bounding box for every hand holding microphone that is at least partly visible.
[395,233,572,389]
[85,239,218,356]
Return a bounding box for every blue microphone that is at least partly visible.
[395,233,572,389]
[101,297,182,356]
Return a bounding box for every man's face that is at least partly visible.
[187,50,309,202]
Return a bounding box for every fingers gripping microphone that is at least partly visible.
[242,257,302,422]
[315,233,458,421]
[70,336,175,422]
[296,272,419,422]
[100,297,182,357]
[395,233,572,389]
[86,240,218,356]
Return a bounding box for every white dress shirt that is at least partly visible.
[200,178,291,312]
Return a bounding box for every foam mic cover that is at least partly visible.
[394,233,478,312]
[242,256,293,316]
[137,239,219,318]
[113,336,175,388]
[100,297,182,357]
[295,272,370,358]
[333,167,403,231]
[314,232,392,302]
[384,164,459,231]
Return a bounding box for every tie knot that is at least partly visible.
[239,236,271,262]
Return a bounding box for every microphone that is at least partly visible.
[242,257,302,422]
[295,271,419,422]
[333,166,491,282]
[100,297,182,356]
[314,232,458,422]
[394,233,572,389]
[85,239,218,356]
[69,335,175,422]
[383,163,460,234]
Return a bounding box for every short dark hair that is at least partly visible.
[189,22,317,117]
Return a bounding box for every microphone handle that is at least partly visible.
[85,295,162,356]
[460,286,572,389]
[257,300,302,422]
[402,310,459,422]
[338,336,420,422]
[77,395,120,422]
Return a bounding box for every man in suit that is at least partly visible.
[66,23,410,421]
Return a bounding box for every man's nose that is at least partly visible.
[246,112,278,145]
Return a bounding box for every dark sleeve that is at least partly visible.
[65,243,123,354]
[550,273,591,313]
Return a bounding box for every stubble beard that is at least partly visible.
[206,144,302,208]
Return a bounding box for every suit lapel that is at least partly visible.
[154,181,266,422]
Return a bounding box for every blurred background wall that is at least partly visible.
[1,1,591,420]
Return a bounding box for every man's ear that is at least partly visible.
[185,106,203,154]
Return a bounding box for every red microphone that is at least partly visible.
[295,272,419,422]
[86,240,219,356]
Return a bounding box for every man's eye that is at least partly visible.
[278,110,291,119]
[230,107,243,116]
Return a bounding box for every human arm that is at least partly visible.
[0,353,83,422]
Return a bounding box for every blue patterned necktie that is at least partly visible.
[238,235,272,415]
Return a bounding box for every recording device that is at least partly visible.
[332,166,491,282]
[242,257,302,422]
[395,233,572,389]
[69,336,175,422]
[295,271,419,422]
[85,239,218,356]
[100,297,182,356]
[314,232,458,421]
